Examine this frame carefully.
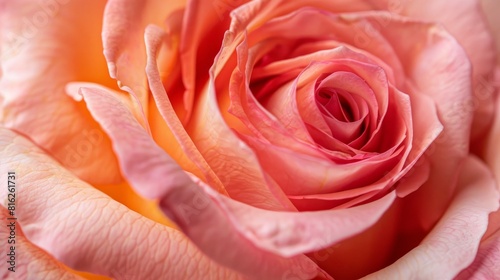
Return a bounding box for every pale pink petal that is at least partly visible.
[178,0,250,121]
[102,0,185,123]
[359,13,475,229]
[482,84,500,242]
[456,228,500,279]
[68,75,331,280]
[0,0,121,185]
[0,128,242,280]
[362,156,500,280]
[205,185,396,257]
[368,0,495,78]
[368,0,497,142]
[224,9,442,200]
[484,84,500,190]
[69,72,397,279]
[0,207,81,280]
[481,0,500,58]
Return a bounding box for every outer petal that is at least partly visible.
[0,128,242,280]
[0,0,121,185]
[362,156,500,280]
[0,208,81,280]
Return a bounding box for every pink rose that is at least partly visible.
[1,0,499,279]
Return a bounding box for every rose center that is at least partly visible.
[316,88,356,122]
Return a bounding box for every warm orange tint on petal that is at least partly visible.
[0,0,121,185]
[0,128,242,280]
[363,156,499,280]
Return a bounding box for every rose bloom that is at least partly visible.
[1,0,500,279]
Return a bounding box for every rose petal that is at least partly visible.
[68,74,330,280]
[178,0,250,122]
[0,0,121,185]
[484,85,500,190]
[369,0,497,142]
[368,0,495,78]
[72,75,396,269]
[0,207,81,279]
[102,0,185,124]
[362,156,500,280]
[355,13,474,229]
[456,227,500,279]
[482,86,500,242]
[145,25,294,211]
[0,128,242,280]
[481,0,500,58]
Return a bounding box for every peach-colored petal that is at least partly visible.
[102,0,185,124]
[0,207,81,280]
[0,128,242,280]
[207,186,396,258]
[179,0,249,121]
[143,26,231,197]
[369,0,497,142]
[362,156,500,280]
[0,0,121,185]
[362,13,475,229]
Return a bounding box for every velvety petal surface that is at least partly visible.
[0,0,121,185]
[69,83,330,280]
[70,79,403,279]
[0,128,242,280]
[456,228,500,279]
[145,25,295,211]
[102,0,186,124]
[0,208,81,280]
